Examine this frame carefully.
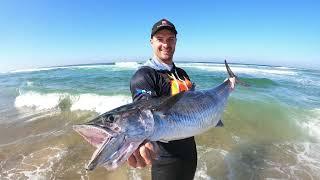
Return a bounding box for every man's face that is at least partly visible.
[150,29,177,64]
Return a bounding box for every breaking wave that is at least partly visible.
[15,91,132,114]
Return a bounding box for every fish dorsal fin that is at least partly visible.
[224,60,236,78]
[153,91,185,114]
[224,60,250,87]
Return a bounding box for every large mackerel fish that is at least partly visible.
[73,60,244,171]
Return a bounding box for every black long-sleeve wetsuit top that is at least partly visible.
[130,60,197,178]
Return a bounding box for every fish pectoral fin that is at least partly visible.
[153,91,185,114]
[215,119,224,127]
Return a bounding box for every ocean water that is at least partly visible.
[0,61,319,180]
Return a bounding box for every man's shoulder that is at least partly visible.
[130,66,161,98]
[131,66,160,84]
[133,66,156,77]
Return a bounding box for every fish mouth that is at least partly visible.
[73,125,114,148]
[73,125,116,170]
[73,124,140,171]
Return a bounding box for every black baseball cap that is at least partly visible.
[151,19,177,38]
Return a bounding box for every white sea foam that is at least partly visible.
[231,135,241,144]
[195,146,229,180]
[64,65,107,71]
[15,92,68,110]
[14,91,132,114]
[69,62,140,71]
[9,66,70,74]
[9,64,113,73]
[231,66,297,75]
[195,163,212,180]
[177,63,297,76]
[225,142,320,179]
[272,142,320,178]
[274,66,297,70]
[128,168,143,180]
[177,62,224,67]
[1,146,67,180]
[114,62,140,69]
[294,143,320,176]
[9,64,107,73]
[299,108,320,141]
[302,121,320,141]
[8,62,140,74]
[71,93,131,113]
[26,81,34,86]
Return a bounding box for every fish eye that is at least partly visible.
[108,115,115,122]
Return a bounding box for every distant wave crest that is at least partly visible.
[8,61,141,74]
[177,63,297,76]
[114,62,140,68]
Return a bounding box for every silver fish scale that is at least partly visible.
[149,81,231,142]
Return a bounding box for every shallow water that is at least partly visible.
[0,62,319,179]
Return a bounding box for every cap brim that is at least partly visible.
[151,26,177,37]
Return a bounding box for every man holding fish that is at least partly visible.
[129,18,198,180]
[128,19,235,180]
[73,18,236,180]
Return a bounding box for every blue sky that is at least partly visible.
[0,0,319,72]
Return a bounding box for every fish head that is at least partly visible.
[73,106,155,170]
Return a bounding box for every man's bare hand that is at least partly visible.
[224,77,236,90]
[127,141,159,168]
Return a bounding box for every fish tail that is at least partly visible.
[224,60,250,87]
